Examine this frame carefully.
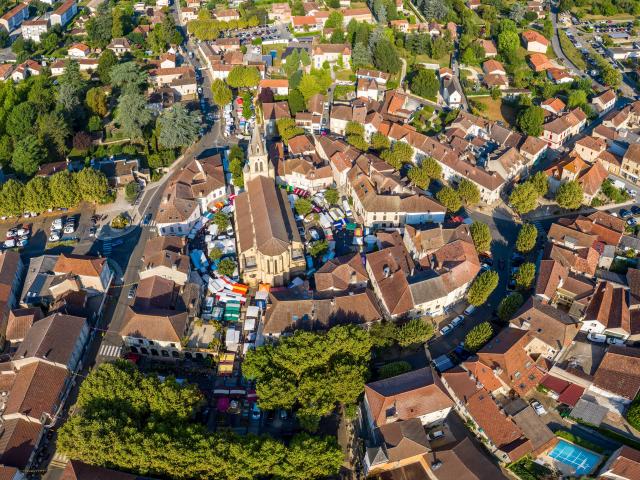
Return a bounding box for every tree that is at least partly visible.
[12,135,45,176]
[509,182,538,214]
[464,322,493,352]
[158,105,200,149]
[226,66,260,88]
[498,29,519,53]
[276,118,304,143]
[345,121,364,137]
[517,106,545,136]
[212,212,230,230]
[37,112,70,160]
[308,240,329,258]
[86,3,113,48]
[324,188,339,205]
[371,132,390,151]
[556,180,583,209]
[298,74,322,101]
[421,0,449,20]
[23,176,51,213]
[217,258,237,276]
[125,181,140,203]
[85,87,108,117]
[115,90,152,139]
[0,180,24,216]
[458,179,480,205]
[378,361,412,379]
[396,319,435,347]
[208,247,222,261]
[515,262,536,290]
[110,62,148,92]
[568,89,587,109]
[509,2,526,22]
[6,102,37,138]
[373,38,401,73]
[381,142,414,169]
[470,222,491,253]
[407,164,430,189]
[97,49,117,83]
[626,397,640,431]
[351,42,372,68]
[467,270,499,306]
[58,362,342,480]
[58,61,86,114]
[73,132,92,152]
[211,79,232,107]
[369,321,400,349]
[410,68,439,99]
[325,11,344,29]
[497,293,524,321]
[422,157,442,179]
[294,198,313,216]
[436,186,462,212]
[516,223,538,253]
[50,171,79,208]
[347,134,369,151]
[529,171,548,197]
[288,89,305,115]
[76,168,109,203]
[243,325,372,429]
[602,66,621,88]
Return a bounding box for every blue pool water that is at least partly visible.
[549,439,600,475]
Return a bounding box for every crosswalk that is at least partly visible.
[102,239,112,255]
[98,343,122,359]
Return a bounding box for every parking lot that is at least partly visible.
[0,203,96,259]
[221,24,291,44]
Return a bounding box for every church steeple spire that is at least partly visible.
[244,122,271,182]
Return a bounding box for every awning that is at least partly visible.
[540,374,571,394]
[558,384,585,407]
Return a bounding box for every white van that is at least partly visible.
[587,332,607,343]
[463,305,476,316]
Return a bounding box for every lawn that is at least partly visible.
[558,30,587,70]
[415,53,451,68]
[334,68,354,82]
[472,97,518,127]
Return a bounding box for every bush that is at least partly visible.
[125,181,140,203]
[626,395,640,431]
[465,322,493,352]
[217,258,237,277]
[378,361,412,379]
[111,214,130,229]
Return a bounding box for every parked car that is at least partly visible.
[439,324,453,336]
[64,224,76,234]
[17,224,30,236]
[530,400,546,416]
[451,315,464,328]
[3,239,15,248]
[128,284,137,299]
[89,226,97,237]
[428,430,445,440]
[17,237,28,247]
[251,403,261,420]
[51,218,63,231]
[5,228,17,239]
[463,305,476,316]
[48,231,61,242]
[619,208,632,218]
[587,332,607,343]
[606,337,625,345]
[627,217,637,227]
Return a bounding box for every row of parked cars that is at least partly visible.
[4,224,31,249]
[439,304,476,336]
[48,217,75,242]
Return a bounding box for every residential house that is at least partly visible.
[541,108,587,148]
[107,38,131,56]
[547,68,574,84]
[10,60,41,82]
[0,252,24,342]
[479,39,497,58]
[268,3,291,22]
[214,8,240,21]
[234,126,306,286]
[356,68,389,85]
[599,446,640,480]
[535,259,594,317]
[519,135,548,164]
[291,16,323,32]
[50,0,77,27]
[441,368,535,463]
[357,77,379,101]
[258,288,381,342]
[541,98,566,116]
[574,136,607,163]
[510,298,580,361]
[620,144,640,186]
[340,7,373,25]
[13,312,89,372]
[96,157,142,189]
[0,3,29,32]
[312,44,351,69]
[140,236,190,285]
[52,254,112,294]
[149,66,197,99]
[581,281,640,342]
[314,253,368,291]
[592,89,617,115]
[467,327,545,396]
[441,76,463,108]
[180,7,198,23]
[363,367,453,431]
[521,30,549,53]
[159,52,176,68]
[258,79,289,96]
[156,154,226,236]
[68,43,90,58]
[546,222,602,277]
[588,346,640,414]
[5,308,43,347]
[528,53,553,72]
[21,19,49,43]
[262,101,291,137]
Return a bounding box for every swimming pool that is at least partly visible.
[549,439,600,475]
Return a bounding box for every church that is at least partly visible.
[233,124,307,287]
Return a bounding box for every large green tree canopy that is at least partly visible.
[243,325,372,430]
[58,362,342,480]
